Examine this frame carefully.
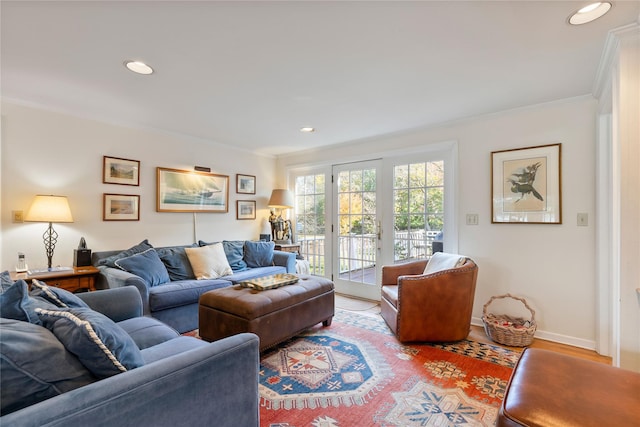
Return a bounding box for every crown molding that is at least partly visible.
[593,22,640,100]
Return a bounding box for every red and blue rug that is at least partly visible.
[259,309,518,427]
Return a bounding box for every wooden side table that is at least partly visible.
[10,266,100,293]
[274,243,301,254]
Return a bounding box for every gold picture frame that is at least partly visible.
[491,143,562,224]
[103,156,140,186]
[236,174,256,194]
[157,167,229,213]
[103,194,140,221]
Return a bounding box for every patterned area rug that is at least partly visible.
[259,309,518,427]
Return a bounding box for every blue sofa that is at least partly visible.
[92,240,296,333]
[0,282,260,427]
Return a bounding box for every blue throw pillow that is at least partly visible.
[1,270,14,292]
[0,280,57,325]
[30,279,89,309]
[114,248,170,287]
[243,241,275,268]
[36,307,145,379]
[222,241,248,272]
[156,245,196,281]
[97,239,154,268]
[0,318,95,416]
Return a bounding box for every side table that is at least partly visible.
[274,243,301,255]
[10,266,100,293]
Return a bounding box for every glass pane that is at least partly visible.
[295,176,305,193]
[427,188,443,214]
[427,161,444,186]
[338,171,349,192]
[350,193,363,214]
[315,174,325,191]
[363,192,376,214]
[394,165,408,188]
[410,163,426,187]
[363,169,376,191]
[339,214,351,235]
[409,188,425,213]
[349,170,362,192]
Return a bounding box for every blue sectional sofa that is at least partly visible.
[92,239,296,333]
[0,279,260,427]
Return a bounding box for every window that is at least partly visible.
[294,174,326,276]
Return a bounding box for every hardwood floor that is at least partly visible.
[335,293,612,365]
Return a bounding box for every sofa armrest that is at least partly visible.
[1,333,260,427]
[273,250,296,273]
[98,266,151,314]
[77,287,143,322]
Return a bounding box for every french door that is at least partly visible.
[332,160,382,300]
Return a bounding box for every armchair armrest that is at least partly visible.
[273,250,296,273]
[77,287,143,322]
[381,259,428,285]
[98,266,151,314]
[1,333,260,427]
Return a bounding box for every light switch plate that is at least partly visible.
[577,213,588,226]
[466,214,479,225]
[12,210,24,223]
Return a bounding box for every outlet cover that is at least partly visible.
[577,213,588,226]
[12,210,24,223]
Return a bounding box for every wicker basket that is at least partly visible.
[482,294,536,347]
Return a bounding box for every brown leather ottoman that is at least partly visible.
[198,275,334,351]
[498,348,640,427]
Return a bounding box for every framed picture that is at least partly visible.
[236,200,256,220]
[103,194,140,221]
[491,143,562,224]
[157,167,229,213]
[236,174,256,194]
[103,156,140,186]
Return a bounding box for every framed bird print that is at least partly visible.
[491,143,562,224]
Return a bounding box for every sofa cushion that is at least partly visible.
[141,336,210,365]
[423,252,467,275]
[0,280,57,324]
[243,241,275,268]
[222,240,248,272]
[185,243,233,279]
[156,245,196,281]
[96,239,154,268]
[117,317,180,350]
[115,248,170,287]
[36,307,145,379]
[30,279,89,308]
[0,318,95,416]
[148,279,231,312]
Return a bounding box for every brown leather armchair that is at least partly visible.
[380,254,478,342]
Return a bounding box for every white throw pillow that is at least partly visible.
[185,243,233,279]
[423,252,467,275]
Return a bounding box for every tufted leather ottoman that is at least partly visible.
[199,275,334,351]
[498,348,640,427]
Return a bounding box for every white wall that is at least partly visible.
[0,102,277,270]
[278,96,598,349]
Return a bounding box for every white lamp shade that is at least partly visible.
[268,189,294,208]
[25,195,74,223]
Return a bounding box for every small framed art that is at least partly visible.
[236,200,256,220]
[491,143,562,224]
[236,174,256,194]
[103,194,140,221]
[103,156,140,186]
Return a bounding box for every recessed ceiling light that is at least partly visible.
[568,2,612,25]
[124,60,154,75]
[300,127,315,133]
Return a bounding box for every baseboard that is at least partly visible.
[471,317,597,351]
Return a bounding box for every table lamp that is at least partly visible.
[25,195,74,269]
[268,189,294,244]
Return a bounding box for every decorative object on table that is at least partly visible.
[238,273,299,290]
[73,237,92,267]
[103,194,140,221]
[259,218,272,241]
[156,167,229,213]
[236,200,256,220]
[236,174,256,194]
[491,143,561,224]
[102,156,140,186]
[268,189,294,244]
[482,293,537,347]
[25,195,74,269]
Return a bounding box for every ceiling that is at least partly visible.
[2,1,639,157]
